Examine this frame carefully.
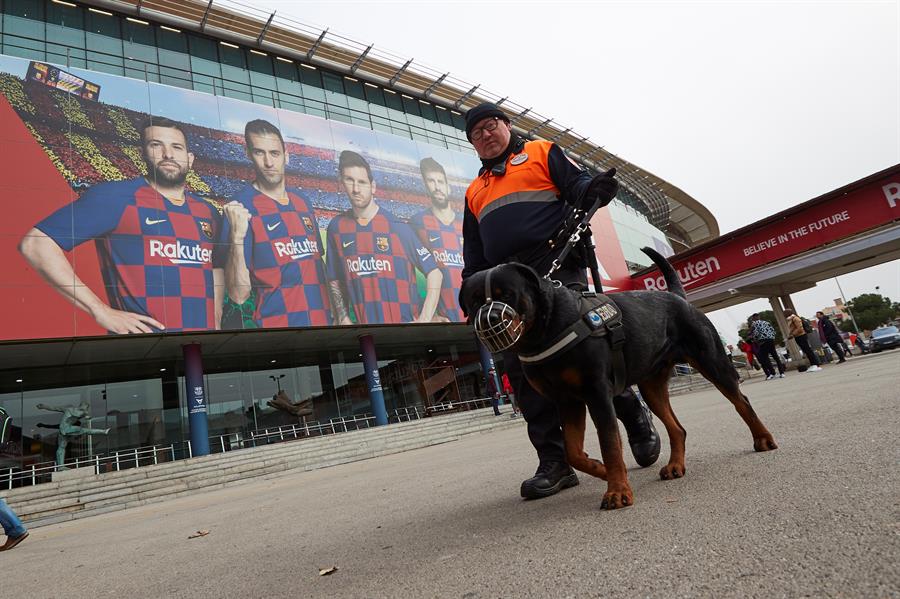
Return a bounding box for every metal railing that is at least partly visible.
[424,396,495,415]
[1,443,180,490]
[249,413,377,444]
[390,406,423,422]
[2,403,497,489]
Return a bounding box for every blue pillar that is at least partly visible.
[182,343,210,457]
[359,334,388,426]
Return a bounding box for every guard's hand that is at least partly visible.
[581,168,618,211]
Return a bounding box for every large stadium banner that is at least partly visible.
[0,55,480,341]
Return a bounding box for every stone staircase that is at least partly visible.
[7,408,523,529]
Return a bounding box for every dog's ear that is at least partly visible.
[505,262,553,318]
[505,263,542,289]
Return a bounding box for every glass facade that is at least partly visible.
[608,201,675,270]
[0,337,492,480]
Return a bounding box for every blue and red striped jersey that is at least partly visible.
[325,207,437,324]
[218,184,330,328]
[408,208,464,322]
[36,177,220,332]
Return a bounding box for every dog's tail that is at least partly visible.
[641,247,686,299]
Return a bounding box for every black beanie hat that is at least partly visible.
[465,102,509,141]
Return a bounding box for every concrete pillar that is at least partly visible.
[358,334,388,426]
[779,294,809,364]
[769,296,802,363]
[182,343,210,457]
[782,295,798,314]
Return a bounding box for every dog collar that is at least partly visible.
[518,292,628,394]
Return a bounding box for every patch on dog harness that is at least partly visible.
[519,292,628,395]
[585,302,619,329]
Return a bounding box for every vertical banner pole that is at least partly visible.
[182,343,210,457]
[358,334,388,426]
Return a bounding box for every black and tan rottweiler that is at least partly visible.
[459,247,777,510]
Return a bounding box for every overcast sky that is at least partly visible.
[261,0,899,341]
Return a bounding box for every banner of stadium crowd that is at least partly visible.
[0,55,483,341]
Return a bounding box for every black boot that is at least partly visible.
[613,389,661,468]
[520,461,579,499]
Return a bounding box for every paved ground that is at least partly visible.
[4,351,899,598]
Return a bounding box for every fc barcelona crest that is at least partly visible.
[200,221,214,239]
[376,236,390,252]
[302,216,314,232]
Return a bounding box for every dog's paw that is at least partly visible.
[753,434,778,452]
[659,462,686,480]
[600,485,633,510]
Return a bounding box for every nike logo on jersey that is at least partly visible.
[342,240,355,248]
[145,217,167,225]
[429,236,440,243]
[266,221,282,231]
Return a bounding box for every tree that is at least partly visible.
[844,293,896,331]
[737,310,784,345]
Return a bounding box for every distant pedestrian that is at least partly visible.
[839,337,852,358]
[751,340,774,378]
[816,311,846,363]
[486,368,502,416]
[737,339,760,371]
[784,309,822,372]
[501,372,519,416]
[0,497,28,551]
[749,314,785,379]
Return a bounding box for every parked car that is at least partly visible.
[870,326,900,353]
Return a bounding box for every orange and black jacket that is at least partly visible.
[462,139,594,279]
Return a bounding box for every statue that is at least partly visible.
[36,401,110,468]
[267,390,314,419]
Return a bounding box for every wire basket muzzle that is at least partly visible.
[474,301,524,353]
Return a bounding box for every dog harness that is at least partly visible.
[518,292,628,396]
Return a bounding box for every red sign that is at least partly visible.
[631,173,900,292]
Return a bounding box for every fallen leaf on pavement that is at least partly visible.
[188,530,210,539]
[319,566,338,576]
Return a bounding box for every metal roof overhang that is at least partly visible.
[83,0,719,246]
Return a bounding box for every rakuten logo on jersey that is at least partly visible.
[274,239,319,260]
[148,239,212,265]
[433,249,464,267]
[644,256,721,291]
[346,256,393,276]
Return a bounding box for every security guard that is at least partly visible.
[461,102,660,499]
